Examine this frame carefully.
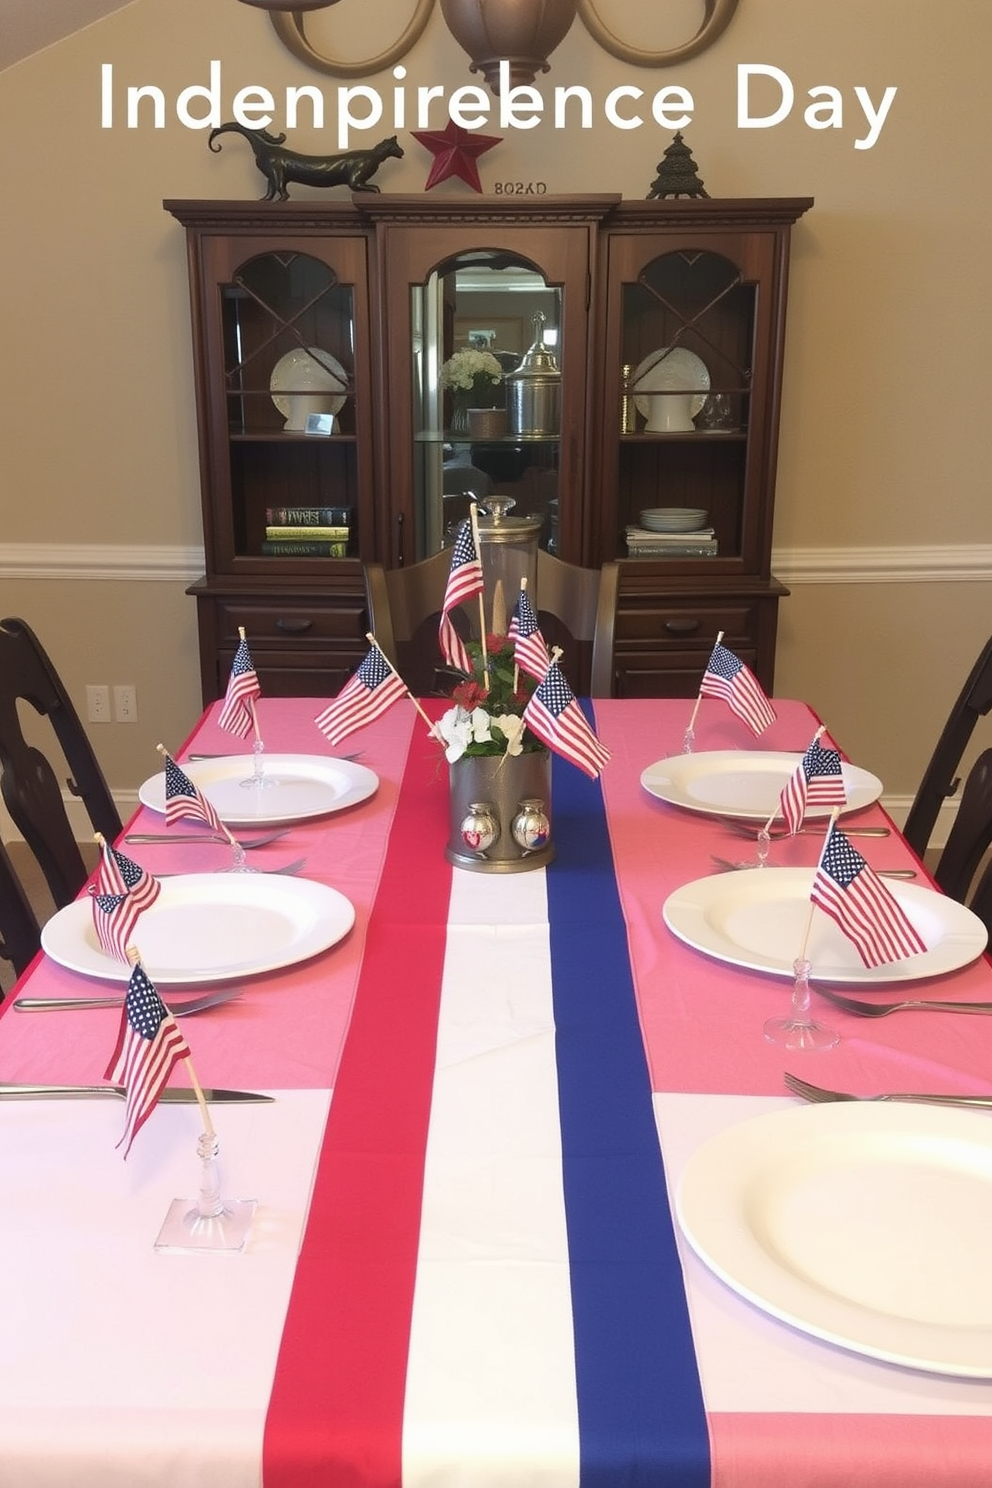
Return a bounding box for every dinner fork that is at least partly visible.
[159,856,306,877]
[125,829,291,848]
[783,1071,992,1110]
[813,985,992,1018]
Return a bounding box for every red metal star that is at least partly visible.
[411,121,503,193]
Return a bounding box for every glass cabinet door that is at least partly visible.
[409,253,563,560]
[202,236,371,570]
[603,231,777,570]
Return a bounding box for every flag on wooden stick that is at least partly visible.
[315,644,407,747]
[810,822,927,969]
[779,729,847,835]
[159,748,225,835]
[522,659,611,780]
[438,520,484,676]
[508,585,550,683]
[218,631,262,737]
[699,641,776,736]
[105,958,191,1157]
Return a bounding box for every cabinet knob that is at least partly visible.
[274,617,313,634]
[664,617,700,636]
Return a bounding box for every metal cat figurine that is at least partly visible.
[208,124,403,200]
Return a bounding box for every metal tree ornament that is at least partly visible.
[236,0,740,85]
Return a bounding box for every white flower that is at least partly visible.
[438,348,503,393]
[469,707,494,744]
[436,705,473,763]
[494,713,526,756]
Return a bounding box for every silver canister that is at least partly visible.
[474,496,542,633]
[506,312,561,437]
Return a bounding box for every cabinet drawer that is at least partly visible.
[214,599,367,647]
[616,600,760,650]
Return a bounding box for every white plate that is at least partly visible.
[138,754,378,826]
[270,346,347,430]
[41,874,355,985]
[662,867,988,984]
[641,750,883,820]
[676,1101,992,1376]
[631,347,709,431]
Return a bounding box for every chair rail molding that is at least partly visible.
[772,544,992,585]
[0,543,205,582]
[2,541,991,585]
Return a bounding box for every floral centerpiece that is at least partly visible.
[439,347,504,430]
[435,634,539,763]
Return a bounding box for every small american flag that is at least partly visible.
[315,645,407,747]
[811,823,927,968]
[218,634,262,737]
[508,586,550,682]
[699,642,776,736]
[162,753,225,834]
[105,959,191,1157]
[522,660,611,780]
[779,735,847,835]
[89,890,144,962]
[95,841,161,914]
[439,520,483,676]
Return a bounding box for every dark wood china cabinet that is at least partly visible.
[165,194,811,702]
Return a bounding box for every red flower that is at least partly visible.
[452,680,488,711]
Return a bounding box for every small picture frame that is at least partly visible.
[304,412,335,436]
[467,330,497,350]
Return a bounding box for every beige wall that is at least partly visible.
[2,0,990,830]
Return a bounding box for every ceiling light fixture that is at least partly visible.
[237,0,740,88]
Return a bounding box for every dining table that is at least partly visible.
[1,692,992,1488]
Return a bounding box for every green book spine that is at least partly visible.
[264,525,351,540]
[260,539,349,557]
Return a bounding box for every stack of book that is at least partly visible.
[262,506,352,557]
[625,524,717,558]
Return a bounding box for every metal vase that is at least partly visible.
[447,749,554,872]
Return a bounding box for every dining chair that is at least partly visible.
[0,617,122,912]
[0,835,41,990]
[363,550,620,698]
[928,745,992,911]
[902,631,992,859]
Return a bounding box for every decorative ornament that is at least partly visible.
[411,121,503,192]
[439,0,576,92]
[208,124,403,200]
[647,132,709,200]
[242,0,740,85]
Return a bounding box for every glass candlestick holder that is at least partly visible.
[154,1130,257,1253]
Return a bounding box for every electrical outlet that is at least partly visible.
[85,685,111,723]
[113,684,138,723]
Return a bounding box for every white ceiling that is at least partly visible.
[0,0,138,72]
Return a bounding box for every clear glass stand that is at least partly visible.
[763,956,839,1051]
[221,839,259,874]
[239,738,279,790]
[154,1131,256,1253]
[682,726,695,754]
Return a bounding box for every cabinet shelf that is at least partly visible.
[229,432,358,444]
[619,431,746,443]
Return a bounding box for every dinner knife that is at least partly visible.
[12,988,242,1015]
[0,1084,273,1102]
